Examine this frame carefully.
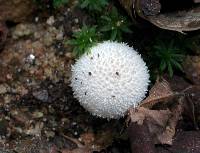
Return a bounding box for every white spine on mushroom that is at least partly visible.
[71,41,150,119]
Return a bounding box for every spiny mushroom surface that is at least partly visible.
[71,41,150,119]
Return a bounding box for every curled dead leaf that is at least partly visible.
[128,74,200,146]
[119,0,200,32]
[140,77,177,108]
[129,102,183,145]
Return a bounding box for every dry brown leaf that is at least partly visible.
[129,103,183,145]
[156,98,184,144]
[147,8,200,33]
[119,0,200,32]
[164,75,191,93]
[140,78,176,108]
[128,81,199,145]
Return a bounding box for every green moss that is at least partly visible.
[152,40,185,77]
[99,7,132,41]
[79,0,109,13]
[53,0,68,8]
[66,25,101,58]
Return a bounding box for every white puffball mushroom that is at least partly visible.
[71,41,150,119]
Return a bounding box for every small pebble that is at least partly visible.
[26,54,36,64]
[46,16,55,26]
[33,89,49,102]
[35,17,39,22]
